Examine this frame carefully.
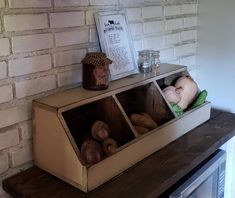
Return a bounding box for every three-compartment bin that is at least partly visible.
[33,64,211,192]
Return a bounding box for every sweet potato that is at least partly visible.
[130,113,157,129]
[133,125,150,135]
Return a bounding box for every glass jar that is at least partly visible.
[138,50,152,73]
[82,52,112,90]
[151,50,160,72]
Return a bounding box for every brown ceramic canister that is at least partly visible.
[82,52,112,90]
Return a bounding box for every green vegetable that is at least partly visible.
[190,90,208,109]
[171,103,184,117]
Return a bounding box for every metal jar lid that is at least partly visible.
[82,52,112,66]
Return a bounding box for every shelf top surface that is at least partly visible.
[35,64,186,109]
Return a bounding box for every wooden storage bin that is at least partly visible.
[33,64,211,192]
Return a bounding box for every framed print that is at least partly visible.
[95,10,139,80]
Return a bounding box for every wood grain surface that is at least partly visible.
[3,110,235,198]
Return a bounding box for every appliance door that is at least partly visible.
[170,150,226,198]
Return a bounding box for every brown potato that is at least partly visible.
[91,121,110,141]
[81,139,103,166]
[102,138,118,156]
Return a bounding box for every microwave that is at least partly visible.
[169,149,226,198]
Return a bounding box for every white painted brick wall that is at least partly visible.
[143,36,164,50]
[0,62,7,80]
[58,68,82,87]
[0,153,8,174]
[142,6,163,19]
[15,75,56,98]
[120,0,144,6]
[164,5,181,16]
[55,30,88,47]
[9,144,33,168]
[182,4,197,14]
[166,18,184,31]
[9,55,52,76]
[126,8,142,22]
[165,33,181,45]
[86,11,95,25]
[12,34,53,53]
[89,28,99,43]
[0,0,5,8]
[54,0,89,7]
[0,104,31,128]
[19,121,32,140]
[181,30,197,41]
[0,38,10,56]
[0,129,19,150]
[130,23,143,36]
[90,0,118,6]
[160,48,174,60]
[174,43,196,57]
[4,14,48,31]
[143,21,164,34]
[50,12,85,28]
[184,16,197,28]
[9,0,51,8]
[54,49,86,67]
[0,85,13,104]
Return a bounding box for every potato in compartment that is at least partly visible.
[62,96,135,166]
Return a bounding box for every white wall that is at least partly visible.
[198,1,235,197]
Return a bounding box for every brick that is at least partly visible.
[0,153,9,174]
[89,28,98,43]
[0,85,13,104]
[165,18,184,31]
[143,21,164,34]
[160,48,174,60]
[184,17,197,28]
[54,0,88,7]
[0,38,10,56]
[120,0,144,5]
[12,34,53,53]
[130,23,143,36]
[15,75,56,98]
[86,11,95,25]
[126,8,142,21]
[50,12,85,28]
[182,4,197,14]
[9,0,51,8]
[58,69,82,87]
[0,0,5,8]
[165,33,180,45]
[143,36,164,50]
[4,14,48,31]
[174,43,196,57]
[10,144,33,167]
[0,62,7,80]
[142,6,163,19]
[90,0,118,5]
[181,30,197,41]
[0,104,31,128]
[54,49,86,67]
[0,129,19,150]
[9,55,51,77]
[55,30,88,47]
[164,5,181,16]
[19,121,32,140]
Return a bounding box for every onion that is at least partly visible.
[163,86,181,104]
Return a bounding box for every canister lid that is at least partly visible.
[82,52,112,65]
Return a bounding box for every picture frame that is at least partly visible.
[95,10,139,80]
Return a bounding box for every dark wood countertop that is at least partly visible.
[3,110,235,198]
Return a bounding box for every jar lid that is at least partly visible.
[82,52,112,65]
